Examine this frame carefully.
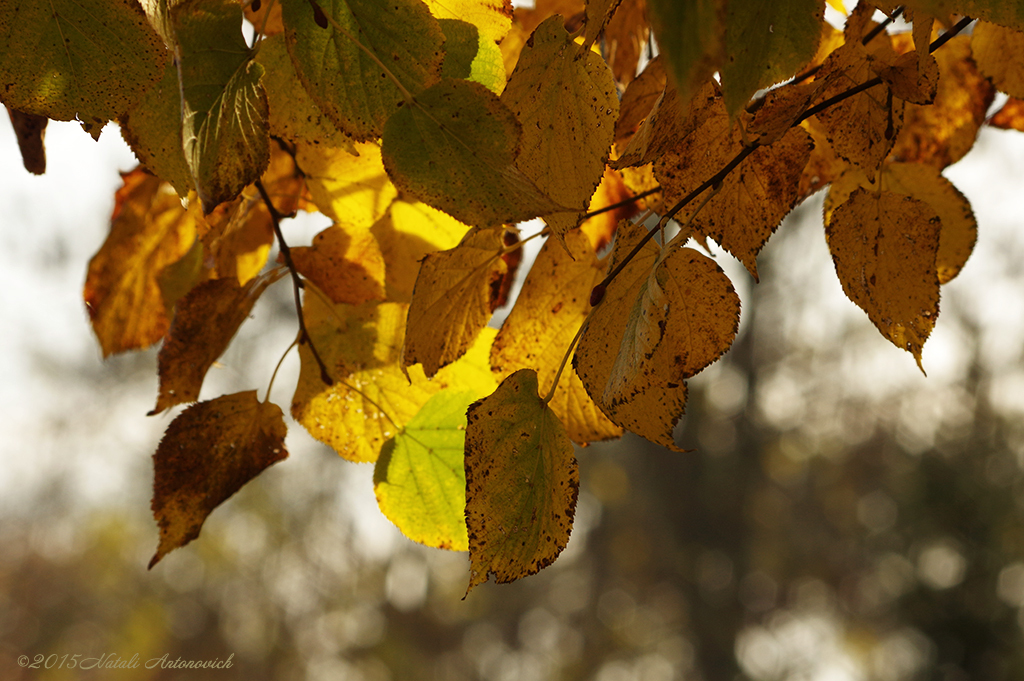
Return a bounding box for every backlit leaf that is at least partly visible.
[374,390,479,551]
[84,169,199,356]
[972,21,1024,99]
[492,231,622,443]
[575,222,740,448]
[404,227,507,377]
[282,0,445,140]
[464,369,578,593]
[501,16,620,242]
[826,188,941,369]
[290,225,387,306]
[256,33,354,148]
[656,99,813,280]
[173,0,270,212]
[149,391,288,568]
[382,78,564,226]
[890,36,993,169]
[153,270,284,414]
[439,19,507,94]
[990,97,1024,131]
[292,300,437,463]
[371,199,472,303]
[0,0,164,136]
[646,0,726,107]
[720,0,823,118]
[298,141,398,231]
[423,0,514,43]
[120,58,192,197]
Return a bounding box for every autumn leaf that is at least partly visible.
[582,0,621,49]
[255,33,354,149]
[501,15,620,242]
[990,97,1024,131]
[298,141,398,230]
[290,225,387,306]
[656,98,813,280]
[371,199,472,303]
[439,18,507,94]
[374,390,479,551]
[890,36,994,169]
[282,0,445,140]
[152,270,284,414]
[720,0,823,118]
[574,222,740,449]
[492,231,622,444]
[150,391,288,568]
[645,0,725,108]
[173,0,270,212]
[972,20,1024,99]
[403,226,507,377]
[381,78,565,226]
[84,169,199,356]
[464,369,578,593]
[614,56,667,148]
[0,0,165,137]
[825,162,977,285]
[614,82,720,170]
[603,0,650,85]
[7,108,47,175]
[826,188,942,369]
[578,167,640,252]
[423,0,514,43]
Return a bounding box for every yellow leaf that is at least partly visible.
[153,270,284,414]
[574,222,740,449]
[371,199,472,303]
[292,300,437,463]
[403,226,507,377]
[656,99,813,281]
[826,189,941,369]
[423,0,514,43]
[291,225,387,306]
[825,163,977,285]
[298,141,398,231]
[150,391,288,568]
[492,231,622,444]
[382,78,564,226]
[972,20,1024,99]
[890,35,993,169]
[464,369,578,593]
[84,168,198,357]
[501,15,619,242]
[583,0,619,49]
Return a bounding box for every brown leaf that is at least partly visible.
[603,0,649,85]
[152,270,284,414]
[150,391,288,568]
[826,188,941,369]
[890,36,994,169]
[614,55,667,148]
[84,168,199,356]
[877,49,939,105]
[6,107,47,174]
[990,97,1024,131]
[290,225,387,306]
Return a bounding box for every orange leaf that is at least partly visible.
[150,391,288,568]
[990,97,1024,131]
[290,225,386,306]
[152,270,284,414]
[84,168,198,356]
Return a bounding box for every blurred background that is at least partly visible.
[4,66,1024,681]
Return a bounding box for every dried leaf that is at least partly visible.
[7,107,47,175]
[826,188,941,369]
[614,56,667,148]
[150,391,288,567]
[403,227,507,377]
[464,369,578,593]
[84,169,198,356]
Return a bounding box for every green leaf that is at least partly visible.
[439,19,506,94]
[646,0,725,108]
[720,0,823,118]
[0,0,165,137]
[381,78,564,226]
[173,0,270,213]
[374,390,479,551]
[282,0,445,140]
[464,369,578,593]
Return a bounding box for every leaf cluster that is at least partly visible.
[5,0,1024,591]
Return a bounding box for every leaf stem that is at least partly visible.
[254,178,334,386]
[266,337,299,402]
[543,314,592,405]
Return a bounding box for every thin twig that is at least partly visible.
[255,179,334,386]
